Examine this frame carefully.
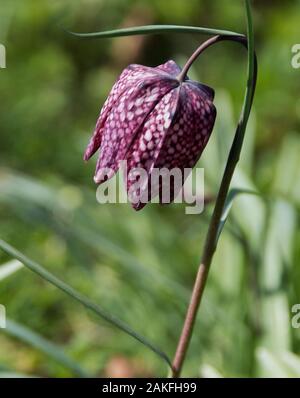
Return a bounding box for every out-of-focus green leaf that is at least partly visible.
[279,351,300,376]
[0,171,189,300]
[0,238,172,369]
[200,364,224,378]
[272,133,300,207]
[216,187,260,243]
[0,0,16,38]
[230,169,266,249]
[256,347,290,377]
[0,260,23,281]
[256,347,300,377]
[3,319,87,377]
[260,200,296,351]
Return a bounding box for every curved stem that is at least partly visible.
[177,34,254,84]
[171,0,257,378]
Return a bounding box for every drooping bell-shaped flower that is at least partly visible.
[84,60,216,210]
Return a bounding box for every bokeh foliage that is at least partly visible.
[0,0,299,377]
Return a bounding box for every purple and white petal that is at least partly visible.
[94,76,179,183]
[126,88,181,209]
[84,64,159,161]
[155,60,182,77]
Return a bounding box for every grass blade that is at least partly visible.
[217,188,260,242]
[0,238,172,369]
[4,319,88,377]
[65,24,242,39]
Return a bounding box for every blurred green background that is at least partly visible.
[0,0,300,378]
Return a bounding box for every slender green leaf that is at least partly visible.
[217,188,260,243]
[3,319,88,377]
[66,24,242,39]
[0,239,172,368]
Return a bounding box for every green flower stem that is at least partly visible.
[171,0,257,378]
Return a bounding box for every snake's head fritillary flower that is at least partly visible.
[84,60,216,210]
